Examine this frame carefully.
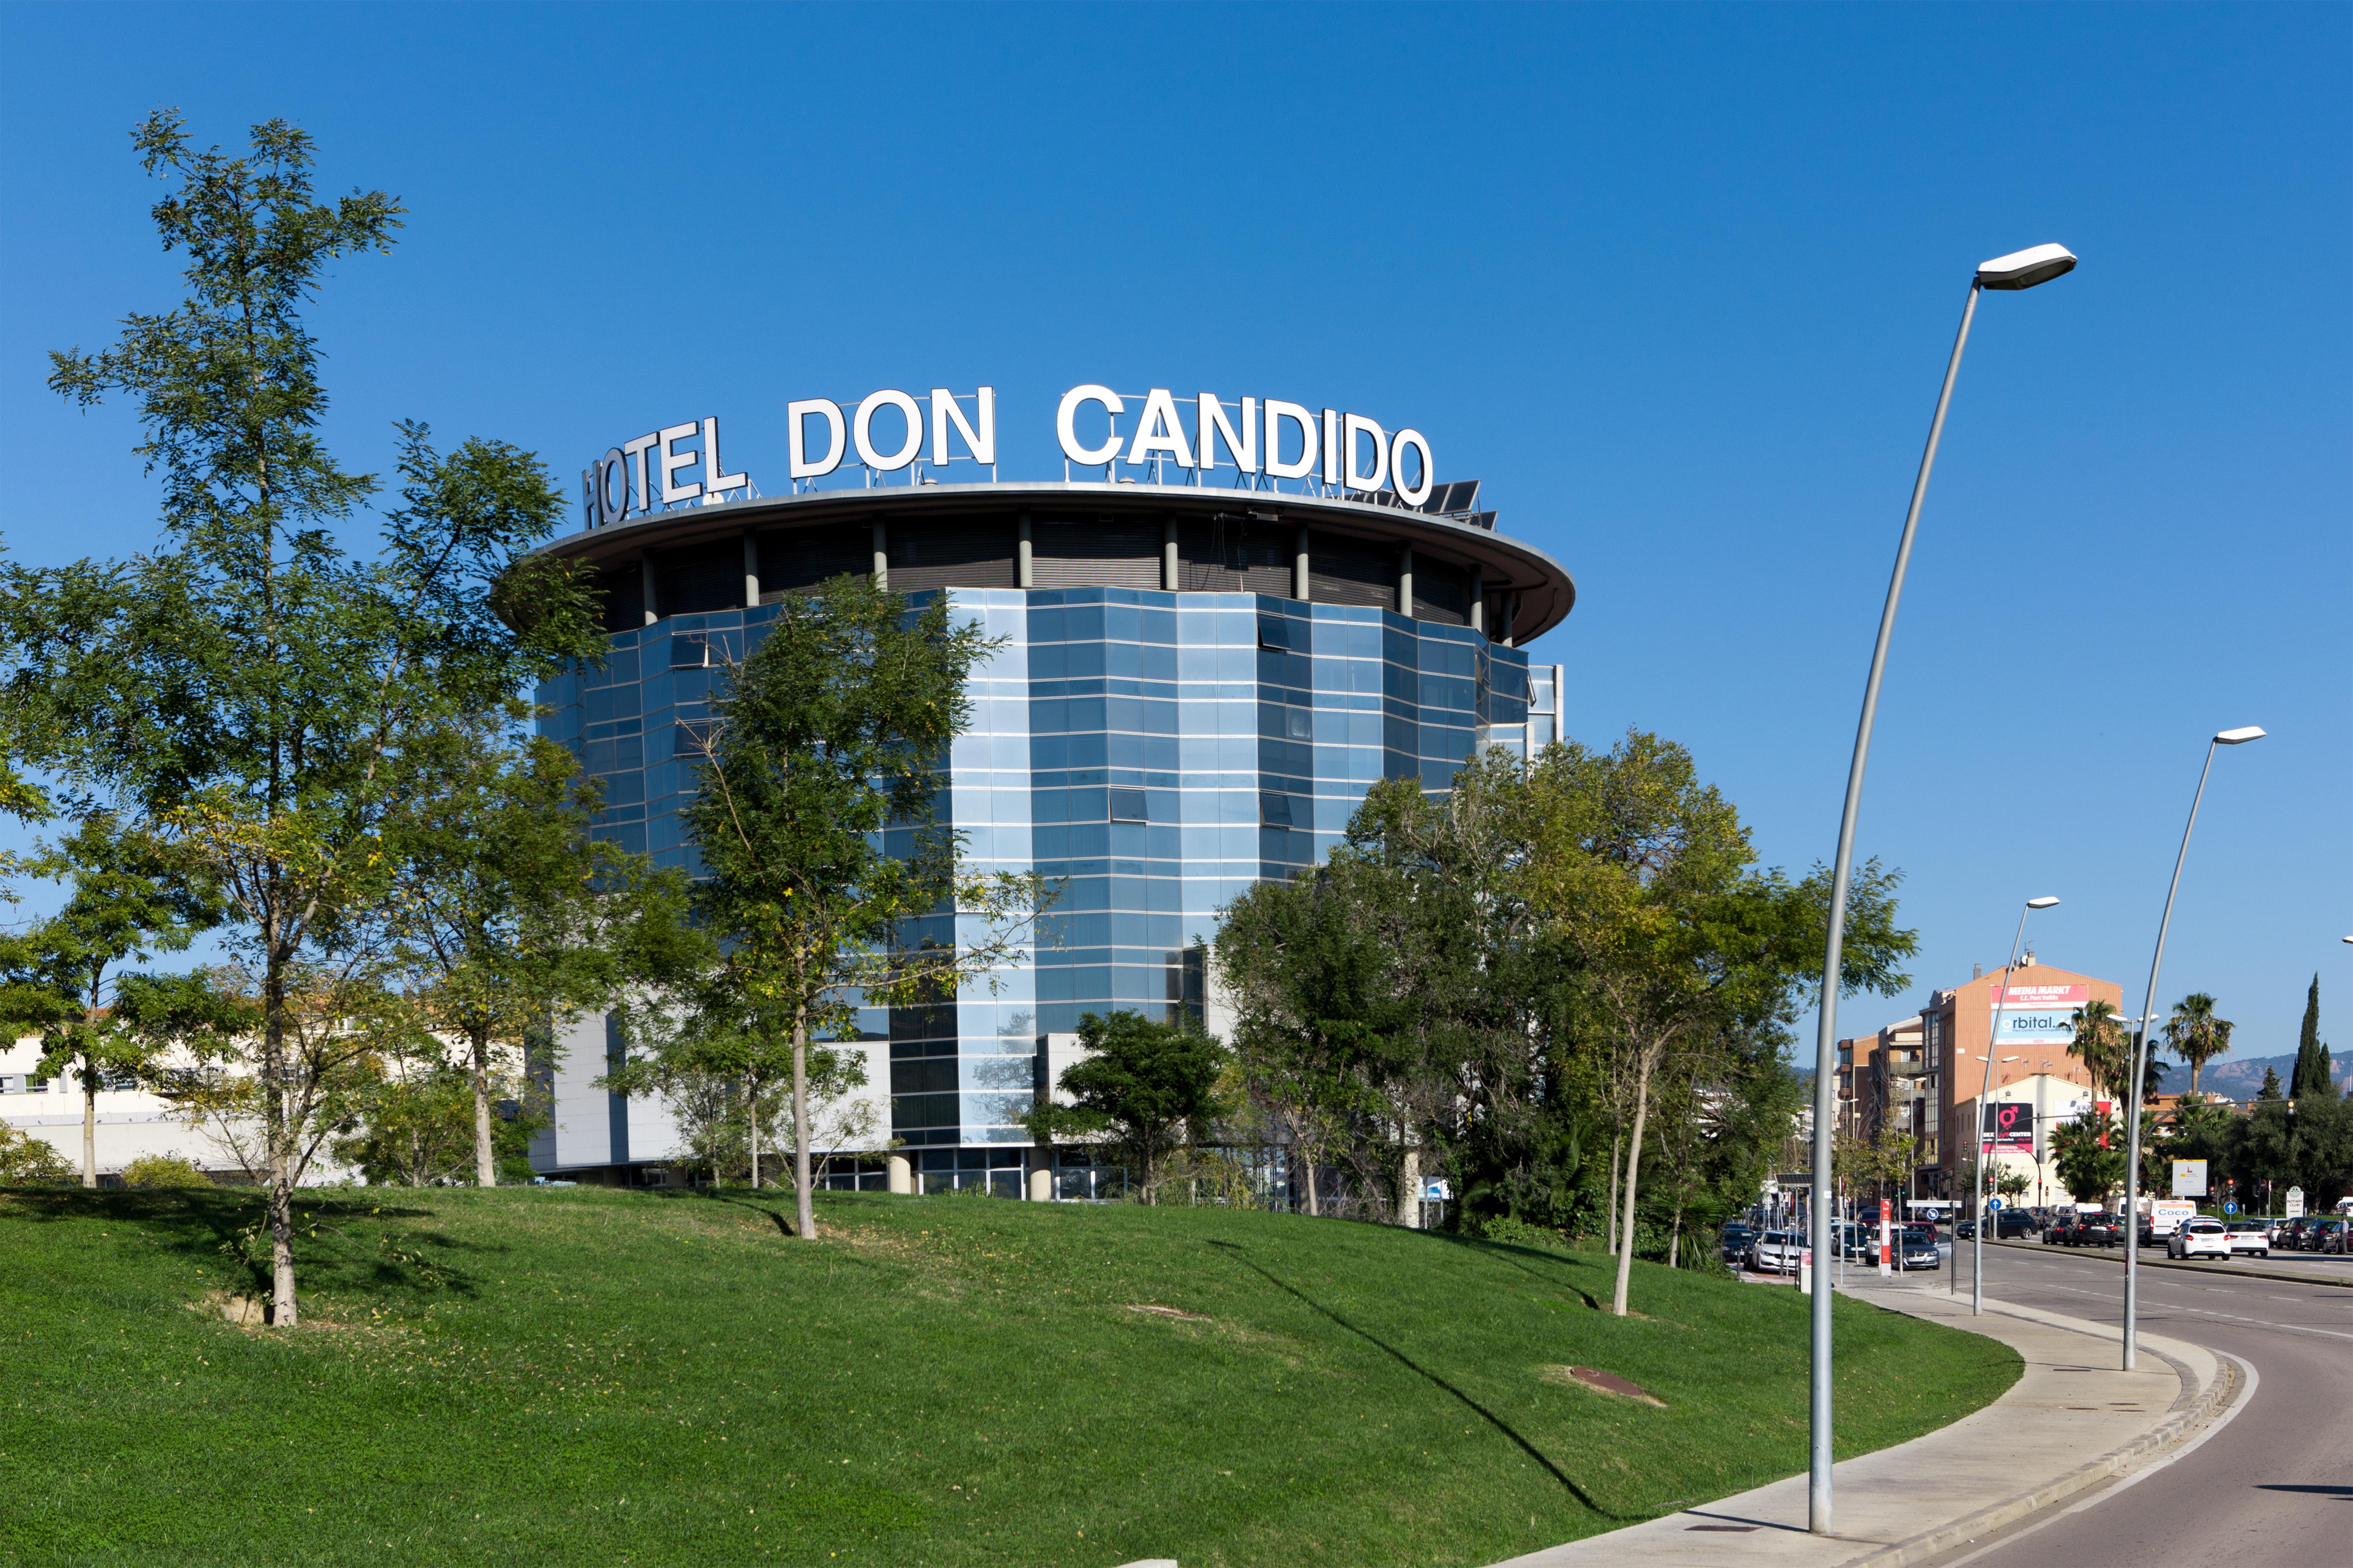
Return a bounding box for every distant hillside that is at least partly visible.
[2196,1050,2351,1103]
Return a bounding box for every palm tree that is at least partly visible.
[2069,999,2132,1103]
[2162,993,2234,1101]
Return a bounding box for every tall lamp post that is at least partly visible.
[2119,725,2265,1371]
[1806,241,2075,1535]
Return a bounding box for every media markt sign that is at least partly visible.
[2286,1185,2306,1219]
[2171,1159,2208,1198]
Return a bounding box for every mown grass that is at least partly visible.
[0,1185,2017,1567]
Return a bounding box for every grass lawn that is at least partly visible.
[0,1185,2017,1567]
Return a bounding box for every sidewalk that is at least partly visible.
[1487,1276,2243,1568]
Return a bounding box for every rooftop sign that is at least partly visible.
[579,384,1439,531]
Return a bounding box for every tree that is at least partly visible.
[2051,1112,2126,1206]
[2069,999,2132,1104]
[670,572,1048,1240]
[2290,974,2334,1101]
[0,1123,75,1184]
[2257,1065,2283,1100]
[385,714,696,1186]
[2162,993,2233,1101]
[6,114,599,1324]
[0,815,212,1185]
[1522,731,1914,1316]
[1035,1010,1230,1205]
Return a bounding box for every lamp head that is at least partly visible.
[2026,896,2061,909]
[2214,726,2265,745]
[1976,243,2077,290]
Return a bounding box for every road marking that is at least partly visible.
[2017,1279,2353,1342]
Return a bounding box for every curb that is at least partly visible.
[1988,1237,2353,1289]
[1841,1298,2245,1568]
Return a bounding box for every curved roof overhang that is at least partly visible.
[532,480,1576,641]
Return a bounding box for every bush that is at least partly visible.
[122,1154,212,1188]
[0,1124,76,1184]
[1471,1213,1568,1251]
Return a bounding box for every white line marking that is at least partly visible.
[1925,1350,2261,1568]
[2018,1280,2353,1342]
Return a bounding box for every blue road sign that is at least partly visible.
[2223,1201,2238,1215]
[1987,1198,2003,1211]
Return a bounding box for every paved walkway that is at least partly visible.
[1487,1276,2244,1568]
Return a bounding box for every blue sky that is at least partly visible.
[3,2,2346,1068]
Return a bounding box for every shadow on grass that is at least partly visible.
[1437,1233,1609,1310]
[0,1186,483,1305]
[1206,1238,1629,1521]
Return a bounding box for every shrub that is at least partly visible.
[1473,1213,1567,1251]
[0,1124,76,1184]
[122,1154,212,1188]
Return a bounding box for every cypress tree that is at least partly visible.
[2290,974,2323,1099]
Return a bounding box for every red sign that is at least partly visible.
[1879,1198,1892,1222]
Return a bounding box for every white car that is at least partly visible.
[2168,1218,2230,1259]
[1749,1230,1806,1274]
[2222,1220,2271,1258]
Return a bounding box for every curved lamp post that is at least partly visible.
[2119,725,2264,1371]
[1807,243,2075,1535]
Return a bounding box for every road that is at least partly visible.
[1905,1240,2353,1568]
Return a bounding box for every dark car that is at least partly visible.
[2306,1217,2350,1255]
[1720,1223,1759,1263]
[1955,1218,1977,1240]
[1995,1208,2038,1239]
[2042,1216,2070,1245]
[2067,1212,2122,1247]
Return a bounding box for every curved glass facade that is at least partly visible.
[536,583,1562,1164]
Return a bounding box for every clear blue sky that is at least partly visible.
[4,2,2346,1069]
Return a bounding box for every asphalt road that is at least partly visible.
[1913,1241,2353,1568]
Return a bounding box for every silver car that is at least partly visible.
[1749,1229,1806,1274]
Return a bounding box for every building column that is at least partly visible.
[1026,1149,1053,1201]
[887,1153,913,1195]
[872,518,888,592]
[1294,525,1310,601]
[1398,545,1414,618]
[742,531,761,609]
[1017,511,1034,589]
[1162,517,1179,592]
[1469,564,1485,634]
[1501,590,1520,647]
[640,551,660,627]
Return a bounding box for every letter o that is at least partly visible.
[853,389,924,471]
[598,448,629,523]
[1056,384,1126,467]
[1390,429,1434,507]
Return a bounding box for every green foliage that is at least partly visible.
[2161,993,2233,1101]
[0,1187,2022,1567]
[331,1065,545,1187]
[2067,1000,2131,1104]
[121,1155,211,1189]
[2290,974,2335,1102]
[0,1123,74,1184]
[2050,1113,2126,1205]
[663,572,1047,1236]
[1041,1009,1229,1204]
[3,112,603,1321]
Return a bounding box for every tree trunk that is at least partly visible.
[1612,1048,1657,1317]
[264,956,297,1327]
[1399,1144,1422,1229]
[749,1079,761,1190]
[1605,1133,1623,1257]
[1301,1140,1320,1216]
[81,1056,98,1189]
[791,1001,814,1240]
[1668,1200,1683,1270]
[471,1028,496,1187]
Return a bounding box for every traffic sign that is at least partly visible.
[1988,1198,2004,1212]
[2223,1201,2237,1216]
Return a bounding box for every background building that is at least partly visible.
[525,473,1574,1191]
[1925,960,2123,1207]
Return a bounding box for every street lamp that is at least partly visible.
[1807,242,2075,1536]
[2119,725,2264,1372]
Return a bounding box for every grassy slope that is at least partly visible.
[0,1187,2016,1568]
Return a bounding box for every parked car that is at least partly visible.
[1721,1223,1759,1263]
[1995,1208,2038,1239]
[2267,1216,2301,1248]
[1749,1230,1805,1273]
[2222,1220,2272,1258]
[2305,1217,2350,1255]
[2169,1217,2231,1259]
[1896,1224,1943,1270]
[1955,1218,1976,1240]
[2042,1216,2071,1245]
